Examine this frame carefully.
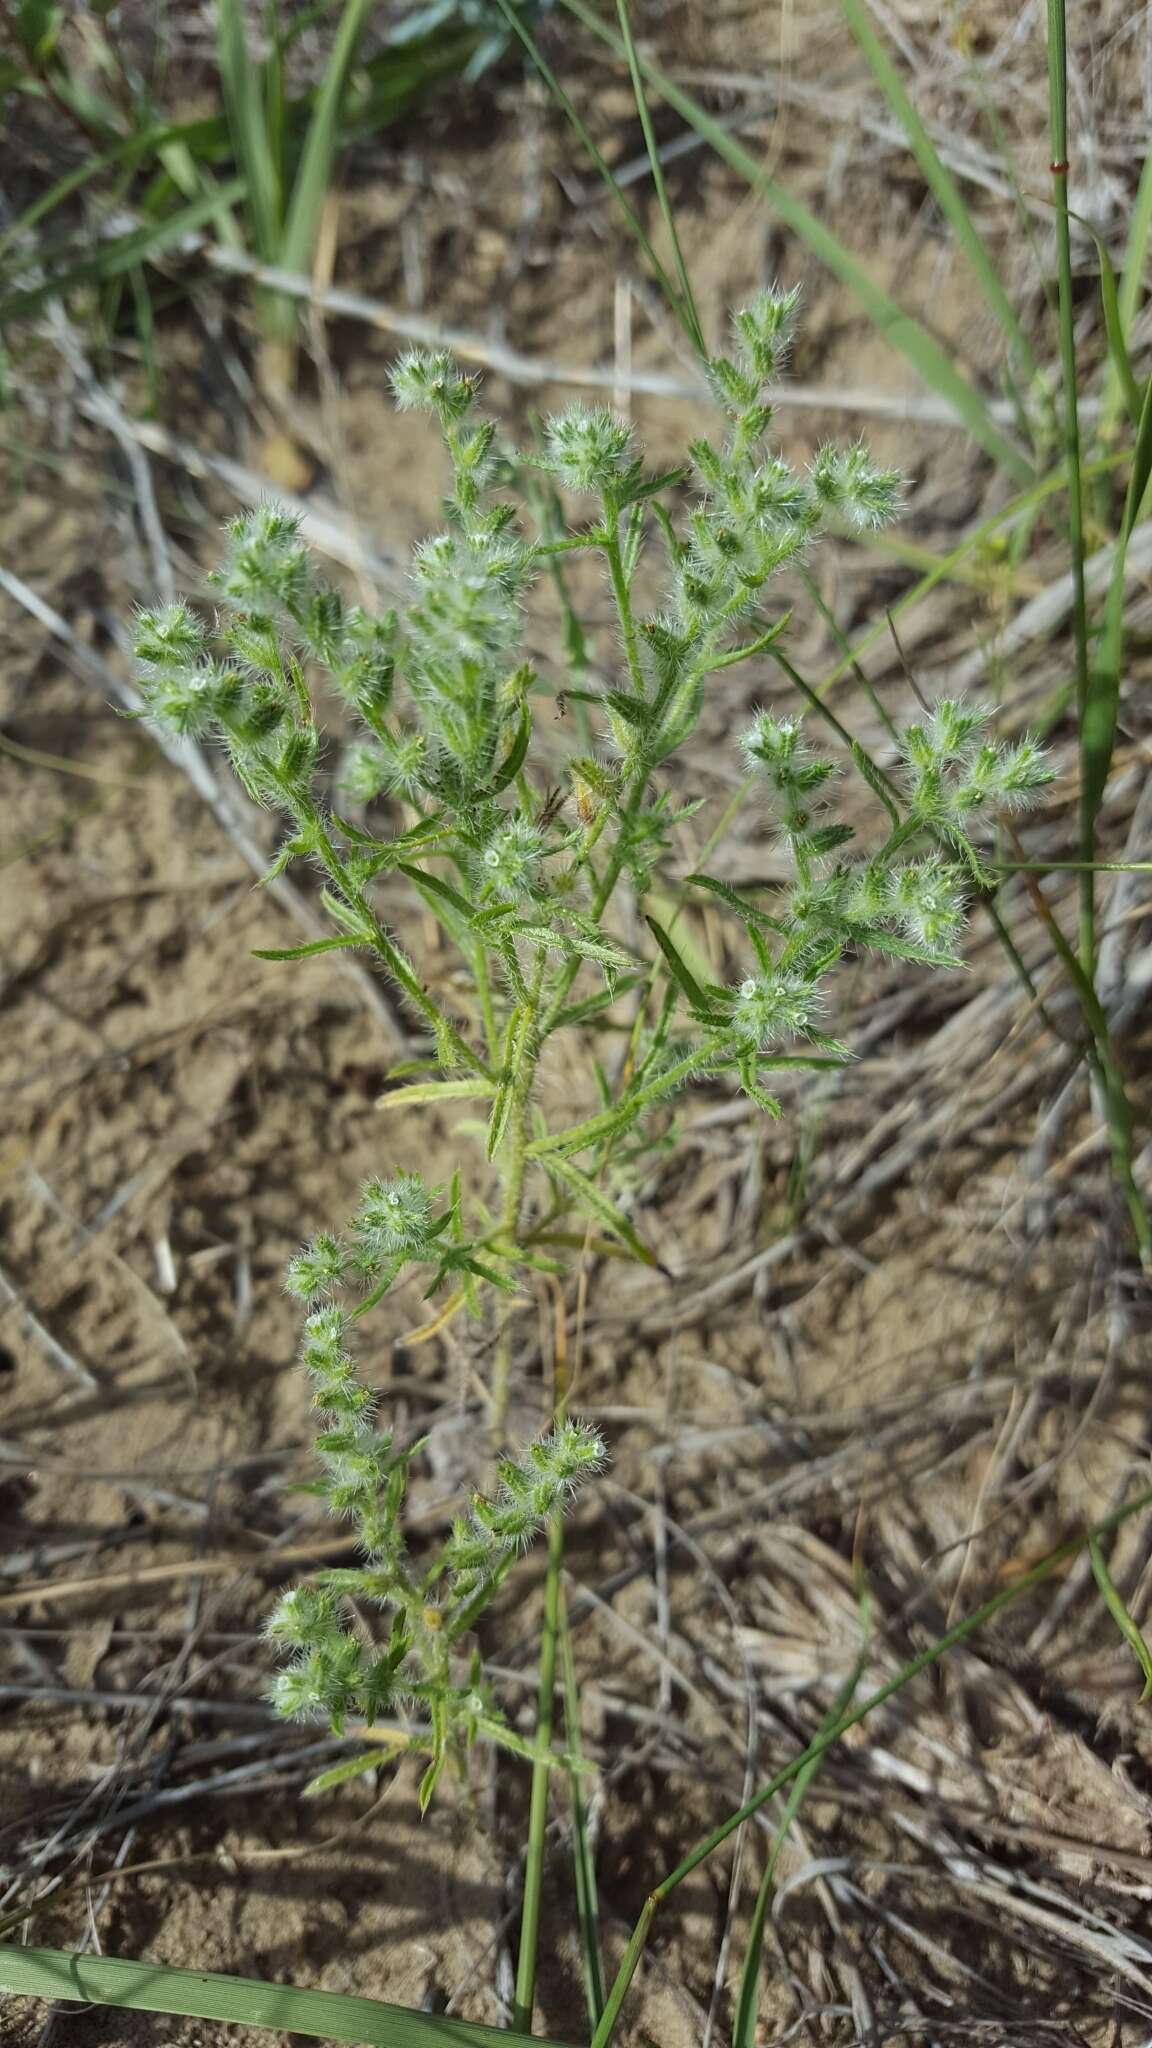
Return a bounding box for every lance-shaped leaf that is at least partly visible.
[542,1152,658,1267]
[377,1078,497,1112]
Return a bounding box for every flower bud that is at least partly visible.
[543,406,636,495]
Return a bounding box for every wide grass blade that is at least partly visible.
[840,0,1040,413]
[280,0,376,278]
[215,0,282,259]
[557,0,1034,483]
[0,1946,568,2048]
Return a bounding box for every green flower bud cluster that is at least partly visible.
[444,1420,607,1597]
[900,697,1053,845]
[699,699,1049,1107]
[269,1179,605,1783]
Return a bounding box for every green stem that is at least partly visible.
[474,945,500,1066]
[307,807,491,1080]
[560,1591,606,2027]
[1045,0,1095,970]
[602,505,647,698]
[591,1484,1152,2047]
[512,1512,564,2032]
[491,951,548,1437]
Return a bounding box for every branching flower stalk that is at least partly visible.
[132,289,1050,1793]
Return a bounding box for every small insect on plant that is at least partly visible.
[131,287,1050,1806]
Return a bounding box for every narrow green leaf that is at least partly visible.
[645,914,723,1018]
[558,0,1033,483]
[683,873,784,928]
[513,1512,565,2033]
[304,1750,392,1796]
[604,689,651,729]
[486,1003,527,1160]
[614,0,705,353]
[1085,370,1152,828]
[0,1945,568,2048]
[514,923,632,971]
[280,0,377,279]
[560,1593,606,2029]
[1088,1534,1152,1701]
[252,935,364,961]
[841,0,1039,402]
[1100,144,1152,440]
[377,1079,497,1112]
[616,464,690,507]
[215,0,281,258]
[542,1152,658,1266]
[550,973,647,1033]
[481,704,532,797]
[487,0,695,343]
[733,1609,871,2048]
[1069,208,1143,428]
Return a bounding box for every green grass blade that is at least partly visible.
[489,0,696,343]
[1045,0,1096,968]
[560,1591,606,2028]
[733,1617,871,2048]
[215,0,281,259]
[558,0,1034,483]
[589,1485,1152,2048]
[1088,1533,1152,1701]
[1069,208,1144,429]
[0,179,246,323]
[1100,143,1152,441]
[1088,370,1152,833]
[614,0,705,354]
[280,0,376,278]
[840,0,1040,403]
[0,1946,568,2048]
